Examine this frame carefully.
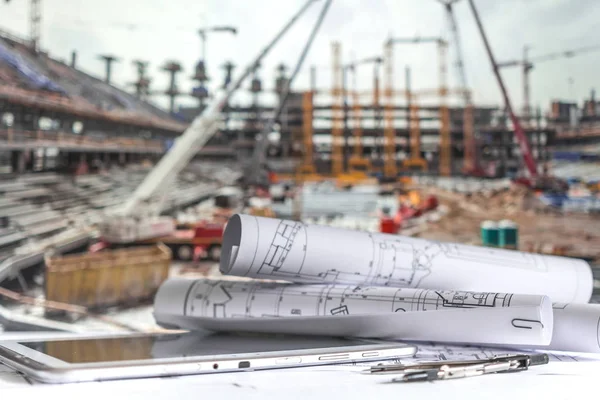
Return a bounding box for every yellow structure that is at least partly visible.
[462,104,475,173]
[331,41,344,177]
[383,40,397,179]
[336,68,376,186]
[438,40,452,177]
[289,39,472,184]
[45,244,171,309]
[403,102,427,171]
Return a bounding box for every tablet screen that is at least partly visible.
[19,332,378,364]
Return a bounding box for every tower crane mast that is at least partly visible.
[438,0,470,105]
[3,0,41,52]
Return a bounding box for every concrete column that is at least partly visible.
[11,151,26,173]
[61,119,72,133]
[500,132,508,177]
[119,152,126,165]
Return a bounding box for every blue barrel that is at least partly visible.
[480,220,499,247]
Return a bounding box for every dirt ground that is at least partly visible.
[414,185,600,262]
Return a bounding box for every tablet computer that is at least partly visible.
[0,331,416,384]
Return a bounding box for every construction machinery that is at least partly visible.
[436,0,486,177]
[97,0,321,244]
[498,44,600,123]
[244,0,332,189]
[468,0,567,192]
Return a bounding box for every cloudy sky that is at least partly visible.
[2,0,599,112]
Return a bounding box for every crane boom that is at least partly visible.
[100,0,320,243]
[467,0,538,177]
[499,44,600,67]
[246,0,333,187]
[118,0,319,217]
[441,0,470,105]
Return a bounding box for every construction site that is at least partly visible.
[0,0,599,334]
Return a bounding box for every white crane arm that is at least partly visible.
[116,0,320,219]
[119,102,222,216]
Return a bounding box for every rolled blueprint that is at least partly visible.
[546,303,600,353]
[220,214,593,303]
[153,278,554,347]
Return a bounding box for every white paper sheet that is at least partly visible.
[220,214,593,303]
[153,278,553,347]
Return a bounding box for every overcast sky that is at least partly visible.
[2,0,599,112]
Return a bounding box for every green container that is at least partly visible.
[498,220,519,249]
[480,220,499,247]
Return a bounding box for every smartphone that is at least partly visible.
[0,331,416,384]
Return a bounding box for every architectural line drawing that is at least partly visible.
[222,214,592,303]
[156,278,551,348]
[183,280,525,319]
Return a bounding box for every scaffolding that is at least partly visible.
[438,40,451,176]
[383,41,397,179]
[462,104,475,172]
[331,42,344,176]
[297,90,317,179]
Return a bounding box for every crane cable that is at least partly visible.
[248,0,334,181]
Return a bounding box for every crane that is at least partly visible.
[437,0,470,105]
[3,0,41,52]
[467,0,537,179]
[244,0,333,189]
[498,44,600,122]
[436,0,483,176]
[98,0,321,244]
[468,0,567,192]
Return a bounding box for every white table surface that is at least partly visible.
[3,361,600,400]
[2,332,600,400]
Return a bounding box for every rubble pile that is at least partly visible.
[462,184,542,215]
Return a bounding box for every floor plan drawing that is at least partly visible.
[183,279,521,319]
[222,214,593,303]
[156,277,552,348]
[246,219,545,287]
[257,219,307,276]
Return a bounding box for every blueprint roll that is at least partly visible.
[546,303,600,353]
[153,278,554,347]
[220,214,593,303]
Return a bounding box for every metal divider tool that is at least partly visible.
[367,354,550,383]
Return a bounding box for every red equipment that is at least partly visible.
[467,1,568,192]
[92,220,225,262]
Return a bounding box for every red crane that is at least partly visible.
[468,0,569,192]
[467,0,538,179]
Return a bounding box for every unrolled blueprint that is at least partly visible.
[220,214,592,303]
[153,278,553,347]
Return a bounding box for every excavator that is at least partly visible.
[97,0,324,244]
[467,0,568,193]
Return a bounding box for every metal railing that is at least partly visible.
[0,128,166,152]
[554,123,600,138]
[0,85,187,133]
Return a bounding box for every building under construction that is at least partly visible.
[1,23,599,180]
